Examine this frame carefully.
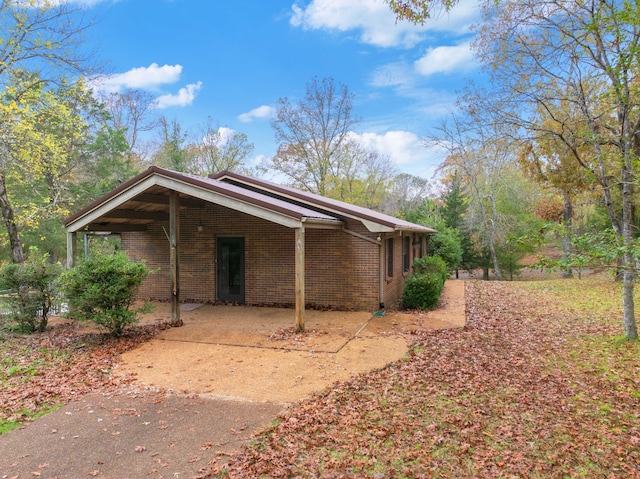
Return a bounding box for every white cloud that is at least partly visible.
[290,0,479,48]
[97,63,183,93]
[413,41,477,76]
[202,126,235,147]
[238,105,275,123]
[291,0,424,48]
[153,81,203,109]
[349,130,445,177]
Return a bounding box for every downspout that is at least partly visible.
[378,235,384,310]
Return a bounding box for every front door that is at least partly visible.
[217,237,245,303]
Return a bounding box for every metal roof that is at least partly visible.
[65,167,435,234]
[210,170,436,234]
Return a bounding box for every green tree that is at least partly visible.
[0,75,94,264]
[440,171,478,275]
[152,116,193,173]
[0,1,92,264]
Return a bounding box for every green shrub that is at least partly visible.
[403,255,448,310]
[0,253,63,333]
[402,272,445,310]
[61,251,150,337]
[413,255,449,283]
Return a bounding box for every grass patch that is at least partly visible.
[0,403,61,435]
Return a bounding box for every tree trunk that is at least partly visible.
[561,190,573,279]
[488,195,503,280]
[621,163,638,340]
[0,174,24,265]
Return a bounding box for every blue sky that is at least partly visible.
[81,0,482,180]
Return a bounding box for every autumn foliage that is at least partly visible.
[225,279,640,478]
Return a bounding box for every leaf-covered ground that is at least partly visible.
[223,278,640,478]
[0,323,159,430]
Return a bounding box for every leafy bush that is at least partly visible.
[402,272,445,310]
[0,253,63,333]
[403,255,448,310]
[413,255,449,283]
[61,251,150,337]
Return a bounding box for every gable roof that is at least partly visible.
[65,167,435,235]
[210,170,436,234]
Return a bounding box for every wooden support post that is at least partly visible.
[84,233,90,259]
[169,191,182,326]
[66,231,77,268]
[295,226,305,332]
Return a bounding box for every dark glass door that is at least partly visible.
[217,237,245,303]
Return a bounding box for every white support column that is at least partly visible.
[295,226,305,332]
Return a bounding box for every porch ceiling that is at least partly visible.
[81,186,204,233]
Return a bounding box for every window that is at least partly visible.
[402,235,411,273]
[386,237,394,278]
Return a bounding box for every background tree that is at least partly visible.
[0,75,95,264]
[152,116,193,173]
[325,139,397,209]
[0,0,92,264]
[189,120,255,176]
[269,76,358,195]
[380,173,433,216]
[473,0,640,338]
[100,88,159,165]
[440,171,477,276]
[392,0,640,339]
[386,0,458,23]
[0,1,91,94]
[518,107,593,278]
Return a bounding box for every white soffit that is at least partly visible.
[361,219,395,233]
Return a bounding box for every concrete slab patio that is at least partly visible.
[119,280,466,403]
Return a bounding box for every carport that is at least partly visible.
[64,167,344,331]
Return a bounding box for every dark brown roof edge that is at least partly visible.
[65,167,339,228]
[210,170,436,233]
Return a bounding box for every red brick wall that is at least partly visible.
[121,203,384,311]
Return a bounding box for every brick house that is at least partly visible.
[64,167,435,329]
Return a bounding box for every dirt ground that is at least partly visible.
[116,280,466,404]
